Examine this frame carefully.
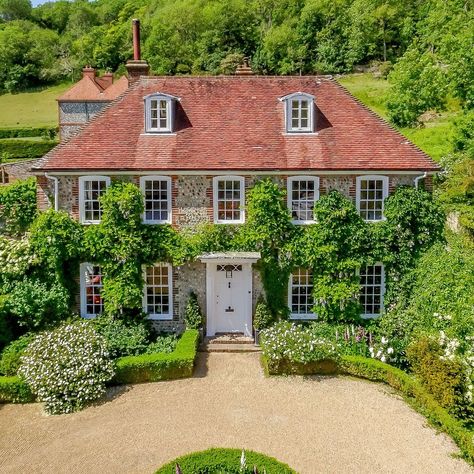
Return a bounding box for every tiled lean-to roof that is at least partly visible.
[38,76,440,172]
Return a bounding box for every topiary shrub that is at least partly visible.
[0,333,34,376]
[93,315,150,358]
[155,448,295,473]
[253,300,273,330]
[18,321,115,414]
[184,292,203,329]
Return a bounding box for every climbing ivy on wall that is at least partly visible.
[0,178,445,331]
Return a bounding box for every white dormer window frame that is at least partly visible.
[279,92,315,133]
[356,175,389,222]
[144,93,180,133]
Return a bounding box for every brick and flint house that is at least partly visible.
[33,21,439,337]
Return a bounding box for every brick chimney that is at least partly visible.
[235,57,254,76]
[82,66,96,80]
[101,72,114,89]
[126,19,149,82]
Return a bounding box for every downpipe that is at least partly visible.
[414,172,428,189]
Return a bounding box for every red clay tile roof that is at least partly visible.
[58,75,129,102]
[40,76,440,172]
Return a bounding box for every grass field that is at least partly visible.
[0,83,71,129]
[338,73,459,162]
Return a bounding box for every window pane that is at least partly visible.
[360,264,383,316]
[145,265,171,318]
[290,268,314,316]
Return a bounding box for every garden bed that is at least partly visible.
[114,329,200,384]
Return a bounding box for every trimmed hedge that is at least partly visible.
[0,127,57,139]
[262,356,338,376]
[0,140,57,159]
[0,376,34,403]
[114,329,199,384]
[155,448,295,473]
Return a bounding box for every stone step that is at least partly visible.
[205,335,255,345]
[199,343,261,353]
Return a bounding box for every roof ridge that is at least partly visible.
[33,79,141,171]
[331,77,439,168]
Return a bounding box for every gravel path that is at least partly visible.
[0,353,472,474]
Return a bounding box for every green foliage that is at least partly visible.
[93,315,150,358]
[18,321,115,414]
[300,190,367,322]
[253,299,274,330]
[87,182,145,318]
[145,334,178,354]
[0,138,56,159]
[382,185,445,303]
[184,292,203,330]
[0,333,33,375]
[114,329,199,384]
[0,178,37,234]
[7,278,70,331]
[243,179,294,316]
[0,375,34,403]
[406,336,472,420]
[155,448,296,474]
[387,47,448,127]
[0,127,57,139]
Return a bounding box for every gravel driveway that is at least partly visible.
[0,353,472,474]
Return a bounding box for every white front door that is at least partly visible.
[207,263,252,336]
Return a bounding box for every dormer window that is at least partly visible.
[280,92,315,133]
[144,93,180,133]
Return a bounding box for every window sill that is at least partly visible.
[214,220,245,225]
[80,220,101,225]
[291,220,316,225]
[289,314,317,320]
[142,220,172,225]
[360,313,381,319]
[140,132,177,136]
[147,315,173,321]
[283,132,319,136]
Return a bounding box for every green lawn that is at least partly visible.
[338,73,459,162]
[0,83,71,129]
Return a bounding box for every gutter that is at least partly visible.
[45,173,59,211]
[414,172,428,189]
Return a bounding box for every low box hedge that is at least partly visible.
[114,329,199,384]
[261,353,474,465]
[155,448,295,473]
[0,127,57,139]
[0,375,34,403]
[262,356,338,376]
[0,139,57,160]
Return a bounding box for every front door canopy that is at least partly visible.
[199,252,261,264]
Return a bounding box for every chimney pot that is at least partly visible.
[235,57,254,76]
[82,66,96,80]
[127,19,149,82]
[132,19,141,61]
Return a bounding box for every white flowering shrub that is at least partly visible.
[260,321,339,364]
[369,336,397,364]
[18,321,115,415]
[0,236,37,281]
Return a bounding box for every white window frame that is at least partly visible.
[288,268,316,320]
[359,263,385,319]
[356,175,389,222]
[78,175,111,224]
[143,263,173,320]
[80,262,104,319]
[287,176,320,224]
[279,92,315,133]
[144,93,179,133]
[213,176,245,224]
[139,175,172,224]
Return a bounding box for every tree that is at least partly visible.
[0,0,31,21]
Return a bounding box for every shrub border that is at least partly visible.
[155,447,296,473]
[261,354,474,465]
[0,375,34,403]
[0,127,58,139]
[113,329,200,384]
